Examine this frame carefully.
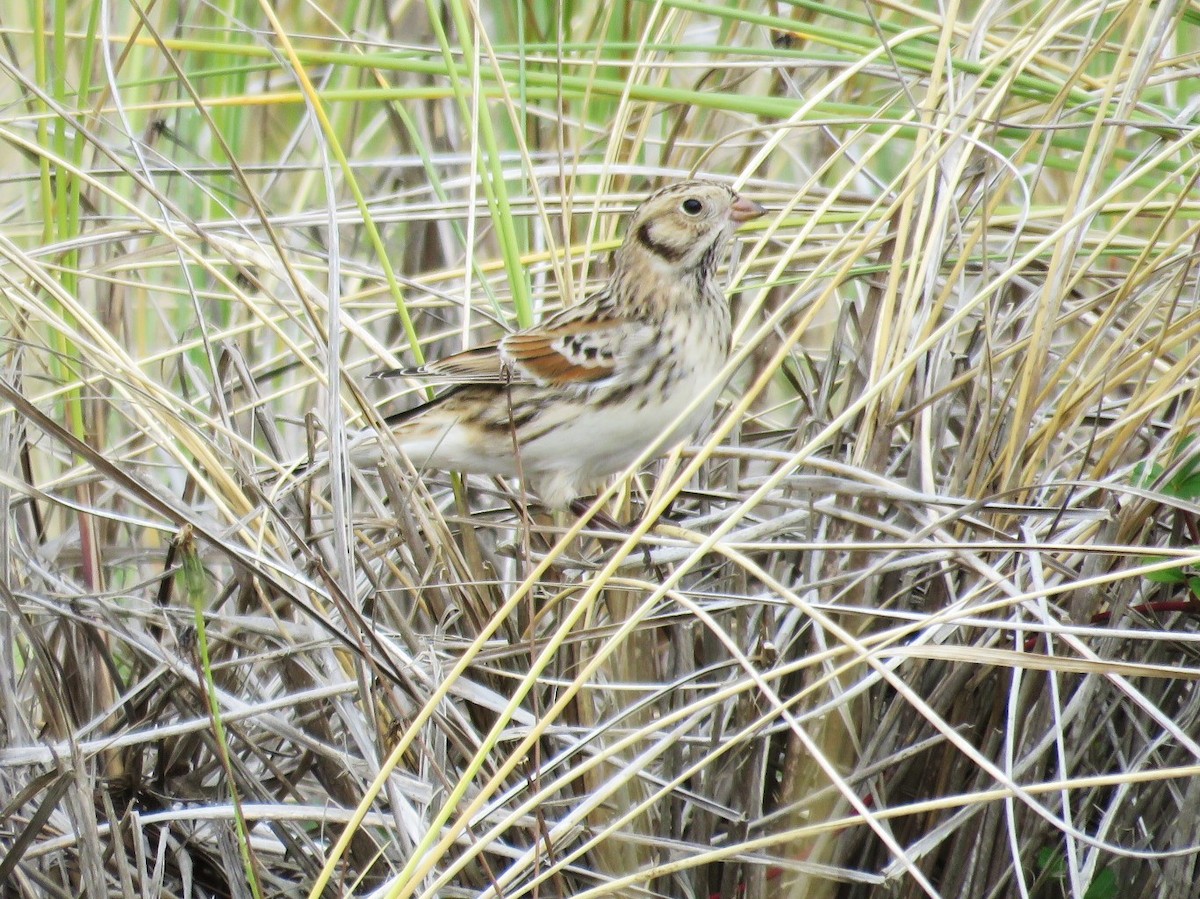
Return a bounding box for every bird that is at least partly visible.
[361,179,765,510]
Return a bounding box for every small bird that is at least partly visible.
[365,179,765,510]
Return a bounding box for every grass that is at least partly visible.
[2,1,1200,897]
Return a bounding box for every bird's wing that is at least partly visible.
[371,316,656,387]
[376,344,506,382]
[500,317,656,385]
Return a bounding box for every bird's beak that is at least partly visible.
[730,195,767,223]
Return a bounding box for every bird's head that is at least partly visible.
[618,179,765,277]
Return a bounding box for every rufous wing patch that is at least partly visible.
[373,318,655,387]
[502,323,618,385]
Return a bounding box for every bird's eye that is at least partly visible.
[682,198,704,215]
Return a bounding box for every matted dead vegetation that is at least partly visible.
[2,2,1200,898]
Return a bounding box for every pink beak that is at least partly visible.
[731,195,767,223]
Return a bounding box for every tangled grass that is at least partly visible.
[3,1,1200,897]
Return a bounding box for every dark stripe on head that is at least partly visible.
[645,179,733,203]
[636,220,690,264]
